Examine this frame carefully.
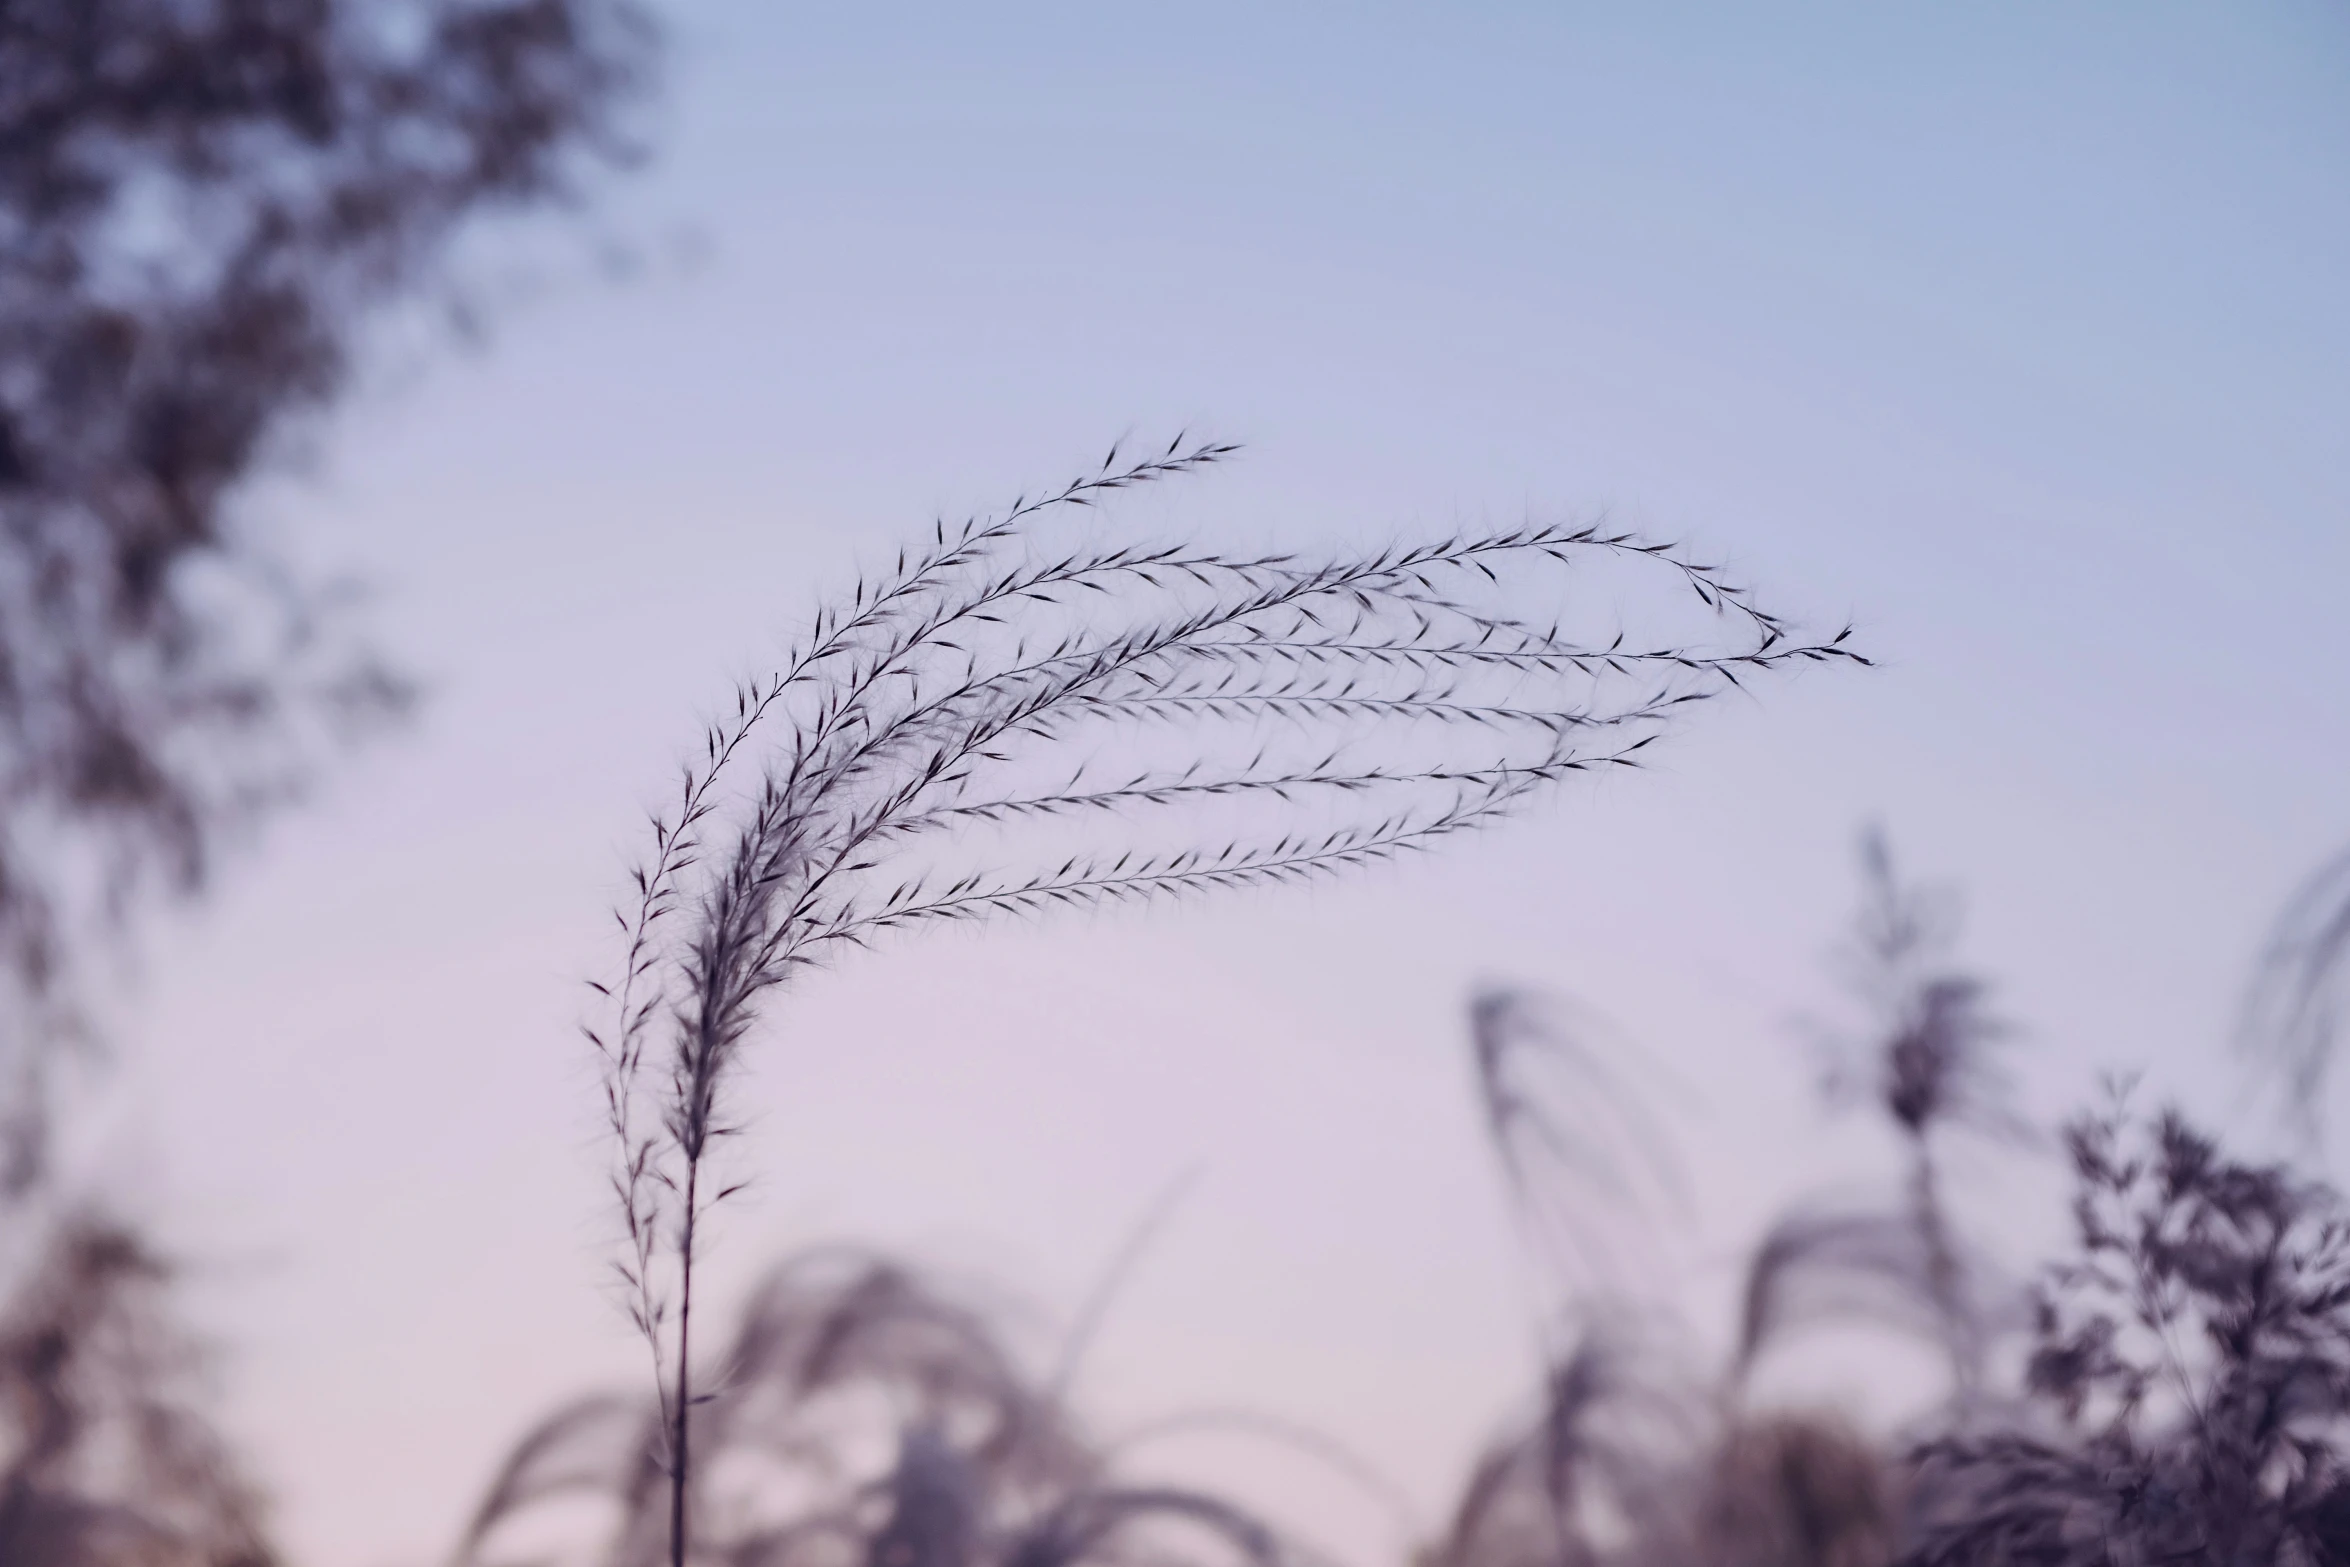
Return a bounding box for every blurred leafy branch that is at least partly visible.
[0,0,652,1186]
[0,2,654,1562]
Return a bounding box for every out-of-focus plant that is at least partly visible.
[456,1247,1297,1567]
[589,440,1867,1565]
[0,1215,276,1567]
[2240,846,2350,1151]
[1904,1095,2350,1566]
[1691,1413,1896,1567]
[1423,1318,1708,1567]
[1435,972,1906,1567]
[1466,987,1688,1307]
[1737,834,2023,1412]
[1434,837,2027,1567]
[0,0,653,1185]
[0,3,656,1559]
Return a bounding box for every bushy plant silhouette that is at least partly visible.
[1904,1097,2350,1566]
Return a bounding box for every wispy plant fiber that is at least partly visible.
[587,439,1868,1565]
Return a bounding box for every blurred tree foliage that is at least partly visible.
[0,0,651,1188]
[0,1217,279,1566]
[0,3,653,1561]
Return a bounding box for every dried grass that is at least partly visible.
[587,440,1865,1564]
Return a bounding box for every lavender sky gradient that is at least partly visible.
[86,5,2350,1565]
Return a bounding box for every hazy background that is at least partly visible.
[79,5,2349,1565]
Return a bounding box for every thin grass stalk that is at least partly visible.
[1906,1140,1975,1409]
[670,1159,696,1567]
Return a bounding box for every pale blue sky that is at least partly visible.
[94,6,2350,1564]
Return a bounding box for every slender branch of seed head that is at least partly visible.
[767,445,1242,787]
[859,735,1676,845]
[730,467,1239,831]
[1049,690,1712,731]
[1190,633,1858,676]
[1273,522,1789,640]
[805,760,1641,947]
[776,438,1238,687]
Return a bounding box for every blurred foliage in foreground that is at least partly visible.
[440,838,2350,1567]
[0,1,649,1561]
